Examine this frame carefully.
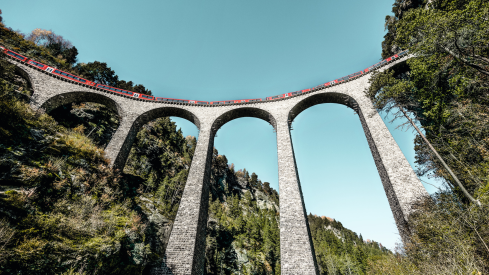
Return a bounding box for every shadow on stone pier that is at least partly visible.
[146,256,175,275]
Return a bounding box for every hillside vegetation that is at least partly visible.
[0,11,390,275]
[367,0,489,274]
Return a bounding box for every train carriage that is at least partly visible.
[210,100,233,105]
[157,97,187,103]
[337,76,349,83]
[314,84,325,90]
[28,60,48,70]
[245,98,262,103]
[139,94,155,101]
[398,50,408,56]
[97,84,154,100]
[364,66,375,73]
[192,100,209,105]
[210,98,261,104]
[348,71,364,80]
[4,49,28,62]
[157,97,207,104]
[232,98,262,104]
[266,95,282,100]
[98,84,134,96]
[52,69,95,86]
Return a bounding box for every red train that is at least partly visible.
[1,45,408,105]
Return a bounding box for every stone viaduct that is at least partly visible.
[9,55,428,275]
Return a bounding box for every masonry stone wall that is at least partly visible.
[9,56,428,274]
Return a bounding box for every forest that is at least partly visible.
[1,0,488,273]
[366,0,489,274]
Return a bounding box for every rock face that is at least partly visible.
[204,154,281,274]
[324,225,344,242]
[255,190,277,211]
[138,195,174,256]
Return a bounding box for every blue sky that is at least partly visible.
[2,0,442,250]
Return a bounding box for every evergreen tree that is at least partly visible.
[250,172,258,188]
[263,182,271,195]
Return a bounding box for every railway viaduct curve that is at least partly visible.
[9,56,428,275]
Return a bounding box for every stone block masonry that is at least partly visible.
[9,55,428,274]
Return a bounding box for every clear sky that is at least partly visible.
[2,0,442,250]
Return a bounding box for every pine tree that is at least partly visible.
[230,194,241,218]
[250,172,258,188]
[263,182,271,195]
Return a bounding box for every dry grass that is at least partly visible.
[0,218,15,263]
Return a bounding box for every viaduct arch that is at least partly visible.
[211,106,277,133]
[288,92,417,244]
[13,65,34,91]
[108,106,201,170]
[8,56,428,275]
[40,91,123,114]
